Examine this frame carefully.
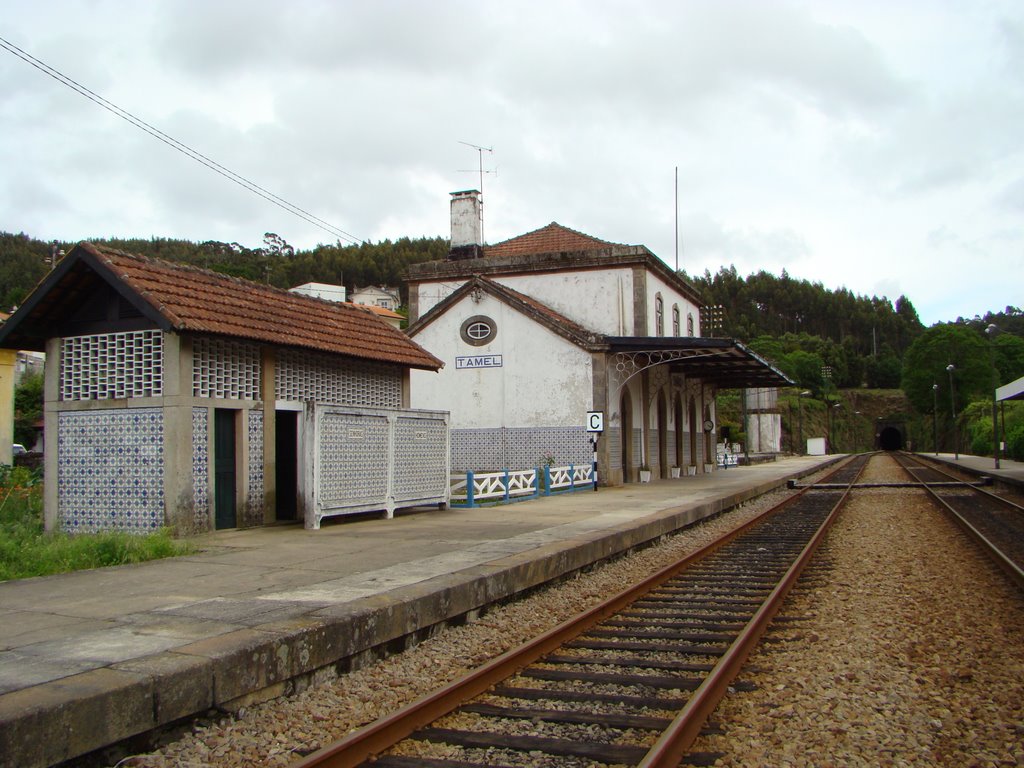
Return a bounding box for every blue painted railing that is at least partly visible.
[450,463,595,508]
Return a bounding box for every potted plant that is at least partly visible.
[639,465,652,483]
[687,465,697,476]
[670,466,682,478]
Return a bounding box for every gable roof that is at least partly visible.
[0,243,442,370]
[484,222,619,258]
[407,275,606,351]
[407,222,704,309]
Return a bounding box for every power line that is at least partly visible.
[0,35,363,245]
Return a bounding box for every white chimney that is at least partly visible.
[449,189,482,259]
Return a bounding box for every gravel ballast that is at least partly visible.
[694,454,1024,767]
[122,455,1024,767]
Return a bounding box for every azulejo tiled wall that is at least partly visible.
[450,426,591,473]
[246,411,264,526]
[58,408,165,533]
[318,411,389,504]
[393,416,449,501]
[192,407,210,531]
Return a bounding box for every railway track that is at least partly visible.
[894,452,1024,590]
[292,455,870,768]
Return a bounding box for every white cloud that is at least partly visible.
[1,0,1022,325]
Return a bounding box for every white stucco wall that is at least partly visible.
[409,292,594,430]
[414,280,467,318]
[415,266,701,340]
[497,270,635,336]
[644,271,701,337]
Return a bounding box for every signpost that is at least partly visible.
[586,411,603,491]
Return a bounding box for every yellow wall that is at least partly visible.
[0,349,15,465]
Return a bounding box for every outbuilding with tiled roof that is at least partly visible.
[0,243,449,534]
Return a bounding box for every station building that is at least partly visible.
[0,243,447,533]
[407,191,790,484]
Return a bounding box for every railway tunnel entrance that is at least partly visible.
[878,426,904,451]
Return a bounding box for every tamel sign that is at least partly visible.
[456,354,503,369]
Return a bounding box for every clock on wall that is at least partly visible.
[703,419,715,432]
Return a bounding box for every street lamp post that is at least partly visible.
[946,364,958,460]
[829,401,841,453]
[986,324,1001,469]
[932,383,939,456]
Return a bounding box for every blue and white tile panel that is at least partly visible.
[246,410,264,526]
[192,407,210,531]
[57,408,165,533]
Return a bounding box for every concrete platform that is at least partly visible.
[0,455,837,768]
[919,452,1024,487]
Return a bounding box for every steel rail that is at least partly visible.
[291,458,861,768]
[636,454,867,767]
[895,453,1024,591]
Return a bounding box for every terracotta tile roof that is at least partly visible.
[484,222,621,258]
[82,243,441,370]
[356,304,404,320]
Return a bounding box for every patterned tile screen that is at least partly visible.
[58,408,165,533]
[192,337,260,399]
[318,410,390,504]
[246,410,264,526]
[393,415,449,500]
[450,426,592,473]
[192,407,210,531]
[276,349,401,408]
[60,331,163,401]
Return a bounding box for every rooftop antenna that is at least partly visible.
[458,140,496,243]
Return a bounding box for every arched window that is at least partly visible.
[655,294,664,336]
[672,305,680,336]
[686,312,694,337]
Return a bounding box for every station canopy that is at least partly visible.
[996,375,1024,402]
[606,336,793,390]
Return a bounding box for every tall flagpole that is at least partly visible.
[674,166,679,272]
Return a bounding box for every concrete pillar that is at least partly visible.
[162,333,197,532]
[0,349,14,466]
[43,338,60,531]
[632,266,647,336]
[261,347,276,524]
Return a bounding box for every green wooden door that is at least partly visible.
[214,409,237,529]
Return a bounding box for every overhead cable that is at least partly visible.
[0,35,363,245]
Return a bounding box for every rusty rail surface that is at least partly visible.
[292,456,868,768]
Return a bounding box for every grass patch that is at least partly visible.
[0,465,195,582]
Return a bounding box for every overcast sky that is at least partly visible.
[2,1,1021,326]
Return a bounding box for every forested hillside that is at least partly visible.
[4,229,1023,458]
[2,230,1021,396]
[0,231,448,312]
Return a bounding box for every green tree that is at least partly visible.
[901,324,989,416]
[13,371,44,448]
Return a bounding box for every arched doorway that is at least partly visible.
[620,389,634,483]
[657,391,668,478]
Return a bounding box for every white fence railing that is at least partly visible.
[450,463,595,507]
